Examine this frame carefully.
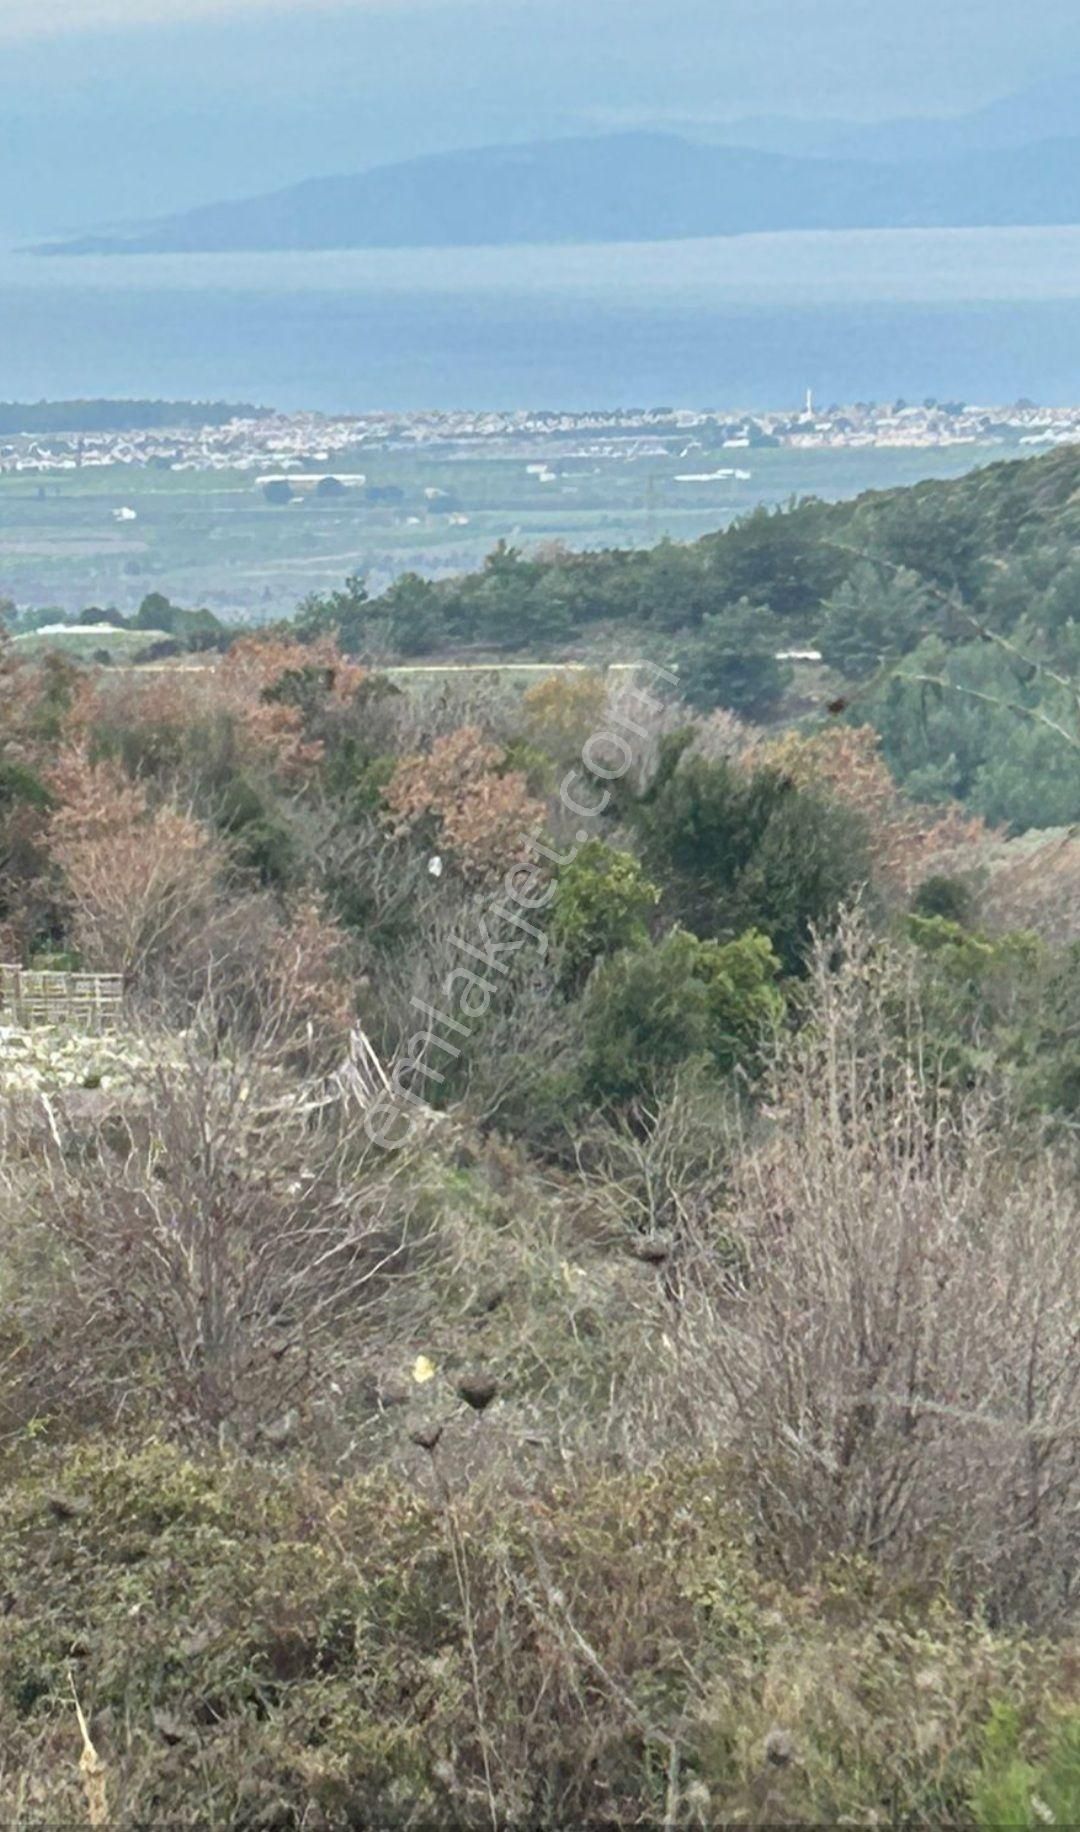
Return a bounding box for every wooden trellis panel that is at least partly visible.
[0,965,124,1032]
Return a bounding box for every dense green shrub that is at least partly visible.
[970,1702,1080,1830]
[215,772,299,885]
[911,872,976,925]
[581,926,783,1100]
[906,913,1048,1091]
[548,839,659,988]
[634,747,874,971]
[818,559,931,679]
[670,600,792,719]
[0,756,51,813]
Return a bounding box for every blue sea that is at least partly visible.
[3,226,1080,410]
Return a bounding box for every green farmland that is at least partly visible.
[0,440,1001,623]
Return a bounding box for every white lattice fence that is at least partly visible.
[0,965,124,1032]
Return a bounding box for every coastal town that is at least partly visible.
[2,395,1079,479]
[2,393,1073,623]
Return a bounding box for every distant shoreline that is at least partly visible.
[1,400,1076,463]
[0,399,271,436]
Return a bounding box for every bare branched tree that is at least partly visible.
[573,1066,736,1246]
[5,1012,433,1441]
[671,910,1080,1623]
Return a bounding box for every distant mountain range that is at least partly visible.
[33,127,1080,257]
[700,72,1080,162]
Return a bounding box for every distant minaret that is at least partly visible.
[805,386,814,418]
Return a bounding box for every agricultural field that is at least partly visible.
[10,624,169,662]
[0,439,1000,623]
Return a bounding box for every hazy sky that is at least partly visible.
[0,0,353,37]
[3,0,1080,236]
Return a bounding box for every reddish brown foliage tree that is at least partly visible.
[45,748,224,977]
[383,725,547,883]
[262,896,356,1069]
[64,636,368,785]
[753,723,988,897]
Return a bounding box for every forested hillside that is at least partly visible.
[284,441,1080,829]
[3,449,1080,1825]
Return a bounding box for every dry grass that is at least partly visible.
[0,1438,1076,1829]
